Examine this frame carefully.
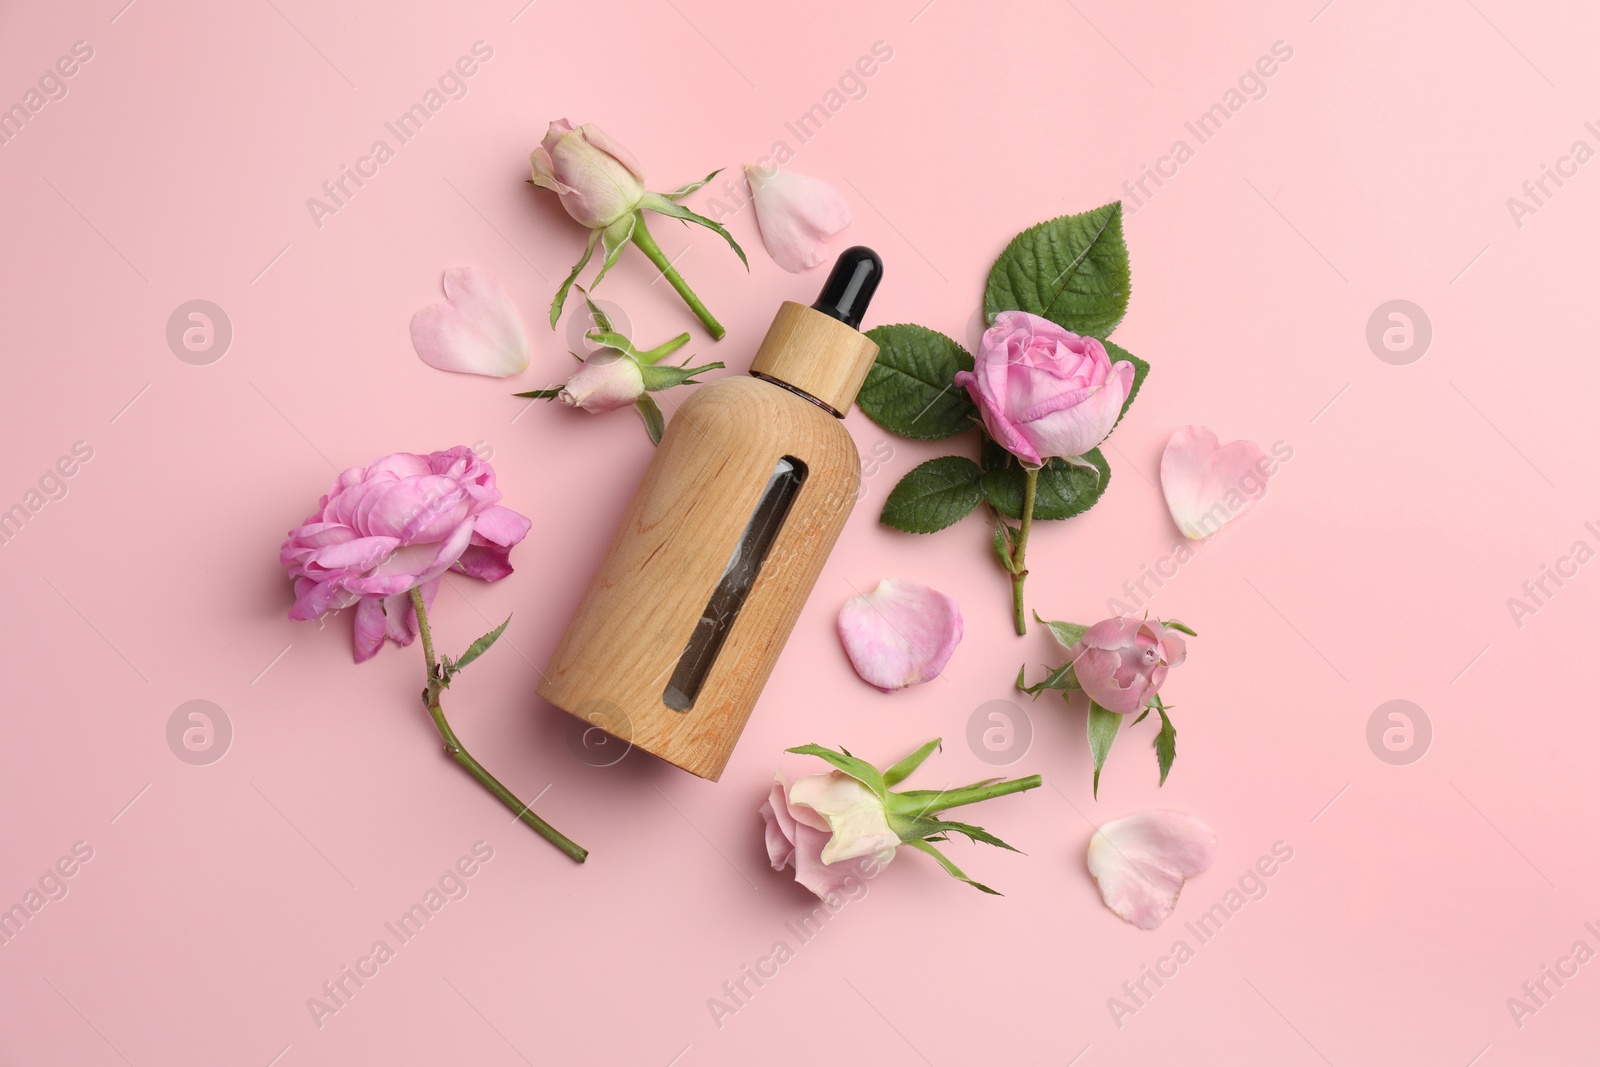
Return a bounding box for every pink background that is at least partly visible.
[2,0,1596,1063]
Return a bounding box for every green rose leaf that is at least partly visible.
[984,202,1131,338]
[1102,339,1149,433]
[980,439,1111,521]
[785,743,887,799]
[880,456,983,534]
[1154,703,1177,786]
[1087,700,1122,799]
[858,324,978,441]
[1034,613,1089,649]
[450,615,511,676]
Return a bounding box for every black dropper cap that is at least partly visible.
[809,247,882,331]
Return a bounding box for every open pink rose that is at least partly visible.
[1070,617,1187,714]
[762,774,896,898]
[529,120,646,229]
[954,310,1134,465]
[279,447,531,662]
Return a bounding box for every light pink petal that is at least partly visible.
[1087,810,1218,930]
[1073,647,1149,714]
[1159,426,1270,540]
[410,265,530,378]
[1081,616,1141,650]
[761,776,800,870]
[1019,360,1133,460]
[352,598,388,663]
[559,351,644,412]
[837,578,963,691]
[470,505,532,548]
[746,165,852,273]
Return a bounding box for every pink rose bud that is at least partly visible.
[279,447,531,662]
[559,350,646,412]
[1070,616,1187,714]
[954,310,1135,465]
[529,119,647,229]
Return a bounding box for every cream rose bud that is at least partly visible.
[558,350,645,412]
[530,120,647,229]
[786,772,901,864]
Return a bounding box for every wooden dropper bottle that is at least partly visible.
[538,248,884,780]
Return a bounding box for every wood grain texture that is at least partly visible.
[749,301,880,413]
[537,375,861,780]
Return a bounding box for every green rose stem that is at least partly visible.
[891,773,1043,817]
[1008,467,1040,636]
[630,213,726,340]
[408,588,587,863]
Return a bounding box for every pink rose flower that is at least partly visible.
[279,447,532,662]
[1070,617,1187,714]
[954,310,1135,465]
[529,120,647,229]
[761,773,897,898]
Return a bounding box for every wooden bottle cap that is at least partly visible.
[749,301,879,415]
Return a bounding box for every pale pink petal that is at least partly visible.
[559,351,644,412]
[761,777,800,870]
[1020,360,1133,460]
[1073,647,1150,714]
[1087,810,1218,930]
[410,265,530,378]
[837,579,963,691]
[1159,426,1270,540]
[746,165,852,273]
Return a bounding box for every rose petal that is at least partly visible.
[837,578,963,691]
[1159,426,1270,540]
[560,351,645,412]
[787,772,900,865]
[761,775,894,899]
[410,265,530,378]
[746,165,851,273]
[1087,810,1218,930]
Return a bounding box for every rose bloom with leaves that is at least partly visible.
[854,202,1148,635]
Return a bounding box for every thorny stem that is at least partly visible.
[630,213,726,340]
[409,588,587,863]
[1010,467,1039,635]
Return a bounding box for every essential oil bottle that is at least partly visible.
[538,248,884,780]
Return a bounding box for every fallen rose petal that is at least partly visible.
[837,578,963,691]
[746,165,851,273]
[1159,426,1269,540]
[410,265,530,378]
[1087,810,1217,930]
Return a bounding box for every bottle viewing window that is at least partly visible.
[663,457,807,711]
